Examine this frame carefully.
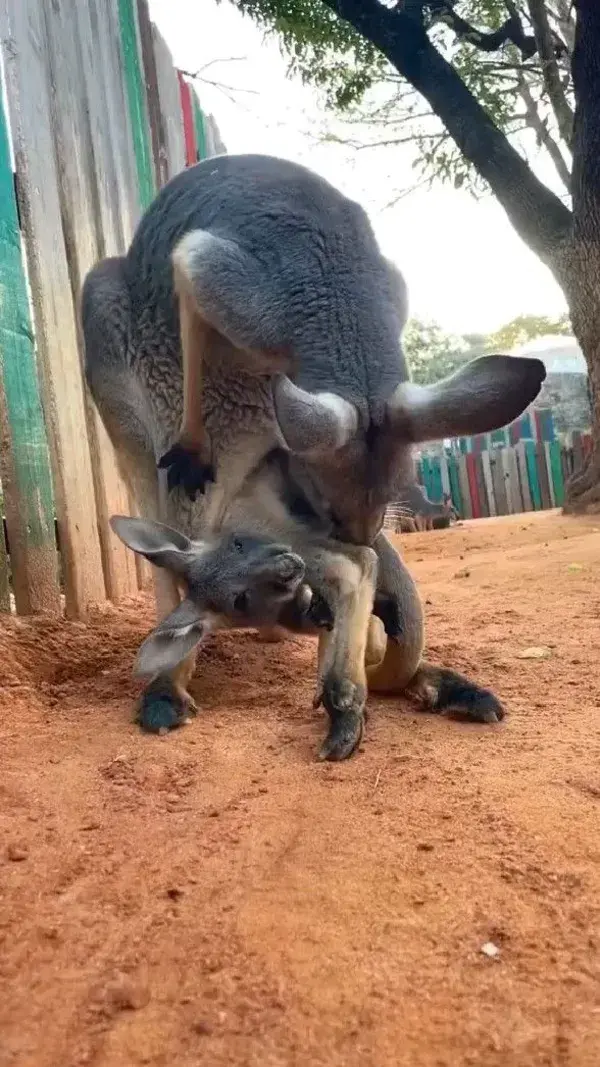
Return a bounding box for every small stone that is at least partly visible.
[516,646,552,660]
[7,843,29,862]
[417,842,434,852]
[166,886,184,900]
[481,941,501,958]
[192,1020,213,1036]
[106,973,150,1011]
[453,568,470,579]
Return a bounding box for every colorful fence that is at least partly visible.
[415,436,589,519]
[0,0,224,617]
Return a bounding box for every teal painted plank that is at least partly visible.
[448,455,463,515]
[118,0,155,209]
[192,93,207,161]
[430,457,443,501]
[0,94,59,612]
[525,440,542,509]
[549,441,564,506]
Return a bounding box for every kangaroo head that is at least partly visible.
[272,355,545,544]
[110,516,311,677]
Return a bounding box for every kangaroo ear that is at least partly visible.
[110,516,201,574]
[272,376,358,453]
[386,355,546,442]
[135,599,218,679]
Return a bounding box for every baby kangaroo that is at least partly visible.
[110,516,324,732]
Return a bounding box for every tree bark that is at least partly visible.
[562,0,600,511]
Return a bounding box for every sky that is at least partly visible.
[148,0,568,335]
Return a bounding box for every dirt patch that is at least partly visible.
[1,511,599,1067]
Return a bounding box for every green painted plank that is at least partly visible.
[117,0,155,209]
[430,457,443,502]
[192,94,207,161]
[548,440,564,506]
[525,440,542,510]
[447,455,463,516]
[0,96,59,612]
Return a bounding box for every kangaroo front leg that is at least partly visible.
[306,545,377,761]
[160,231,289,500]
[158,273,216,500]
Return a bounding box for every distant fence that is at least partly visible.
[0,0,224,617]
[413,434,590,520]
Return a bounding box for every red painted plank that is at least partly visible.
[466,453,481,518]
[178,72,196,166]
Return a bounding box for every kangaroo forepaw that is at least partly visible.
[158,441,214,501]
[135,678,199,734]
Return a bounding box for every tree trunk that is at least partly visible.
[563,0,600,511]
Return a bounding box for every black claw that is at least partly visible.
[158,443,214,501]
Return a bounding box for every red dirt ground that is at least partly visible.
[1,511,599,1067]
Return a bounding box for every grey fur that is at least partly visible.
[110,515,312,677]
[82,154,546,759]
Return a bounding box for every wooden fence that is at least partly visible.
[413,436,588,520]
[0,0,224,617]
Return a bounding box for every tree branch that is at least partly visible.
[517,74,571,189]
[527,0,574,146]
[319,0,572,270]
[428,1,537,59]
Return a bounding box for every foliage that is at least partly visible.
[403,319,476,385]
[226,0,574,195]
[404,313,571,384]
[487,312,571,350]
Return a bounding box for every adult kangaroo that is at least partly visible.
[82,154,545,759]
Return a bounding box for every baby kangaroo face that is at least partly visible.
[186,531,310,626]
[109,516,312,678]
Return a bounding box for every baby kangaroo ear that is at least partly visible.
[135,598,219,679]
[110,516,201,575]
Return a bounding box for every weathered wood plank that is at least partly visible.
[490,450,508,516]
[0,0,106,616]
[136,0,167,188]
[481,451,496,516]
[503,446,523,514]
[0,62,59,613]
[43,0,138,601]
[457,455,472,519]
[535,441,552,510]
[152,25,186,178]
[516,442,533,511]
[117,0,155,209]
[92,0,141,241]
[474,455,489,517]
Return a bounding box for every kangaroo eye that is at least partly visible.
[233,537,244,554]
[233,591,249,612]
